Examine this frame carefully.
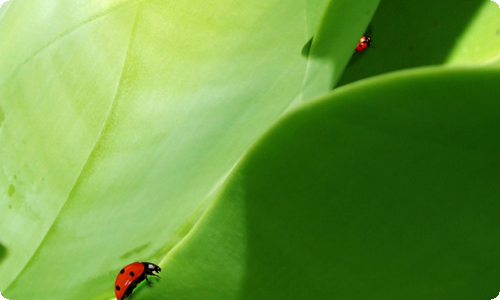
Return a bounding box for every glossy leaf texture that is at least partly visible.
[1,0,499,299]
[0,0,353,298]
[154,67,500,300]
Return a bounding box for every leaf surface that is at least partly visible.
[0,1,334,298]
[152,67,500,300]
[338,0,500,87]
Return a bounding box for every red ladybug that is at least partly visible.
[114,262,161,300]
[354,35,373,54]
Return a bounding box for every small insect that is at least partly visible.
[354,34,374,55]
[115,262,161,300]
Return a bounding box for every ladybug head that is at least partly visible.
[143,262,162,274]
[362,35,372,46]
[147,263,161,273]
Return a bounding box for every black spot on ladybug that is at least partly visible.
[120,269,125,274]
[116,285,121,291]
[129,271,135,277]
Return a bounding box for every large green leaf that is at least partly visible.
[1,2,139,293]
[0,0,341,298]
[2,0,499,299]
[153,67,500,299]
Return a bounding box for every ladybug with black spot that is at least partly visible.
[354,34,374,55]
[115,262,161,300]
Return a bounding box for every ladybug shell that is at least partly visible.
[115,262,145,300]
[355,35,371,53]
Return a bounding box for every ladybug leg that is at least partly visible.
[145,274,158,286]
[145,273,161,286]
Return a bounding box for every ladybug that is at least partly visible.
[354,34,373,54]
[114,262,161,300]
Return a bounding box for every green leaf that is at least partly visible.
[338,0,500,87]
[0,1,332,299]
[154,67,500,299]
[295,0,380,103]
[445,1,500,65]
[2,0,499,299]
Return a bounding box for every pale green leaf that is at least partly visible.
[0,1,332,298]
